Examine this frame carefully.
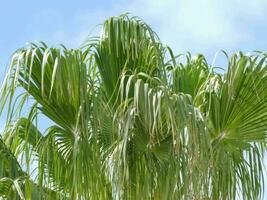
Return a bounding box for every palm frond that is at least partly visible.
[0,14,267,200]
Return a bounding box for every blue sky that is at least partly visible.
[0,2,267,131]
[1,0,267,76]
[0,0,267,198]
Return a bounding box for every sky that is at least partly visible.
[0,0,267,196]
[1,0,267,75]
[1,0,267,126]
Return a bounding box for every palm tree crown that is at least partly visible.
[0,14,267,200]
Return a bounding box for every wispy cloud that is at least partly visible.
[27,0,267,60]
[122,0,262,54]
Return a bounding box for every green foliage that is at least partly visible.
[0,14,267,199]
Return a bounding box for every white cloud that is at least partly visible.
[29,0,267,60]
[121,0,251,53]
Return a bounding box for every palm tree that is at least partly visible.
[0,14,267,199]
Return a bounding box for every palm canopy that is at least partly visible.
[0,14,267,200]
